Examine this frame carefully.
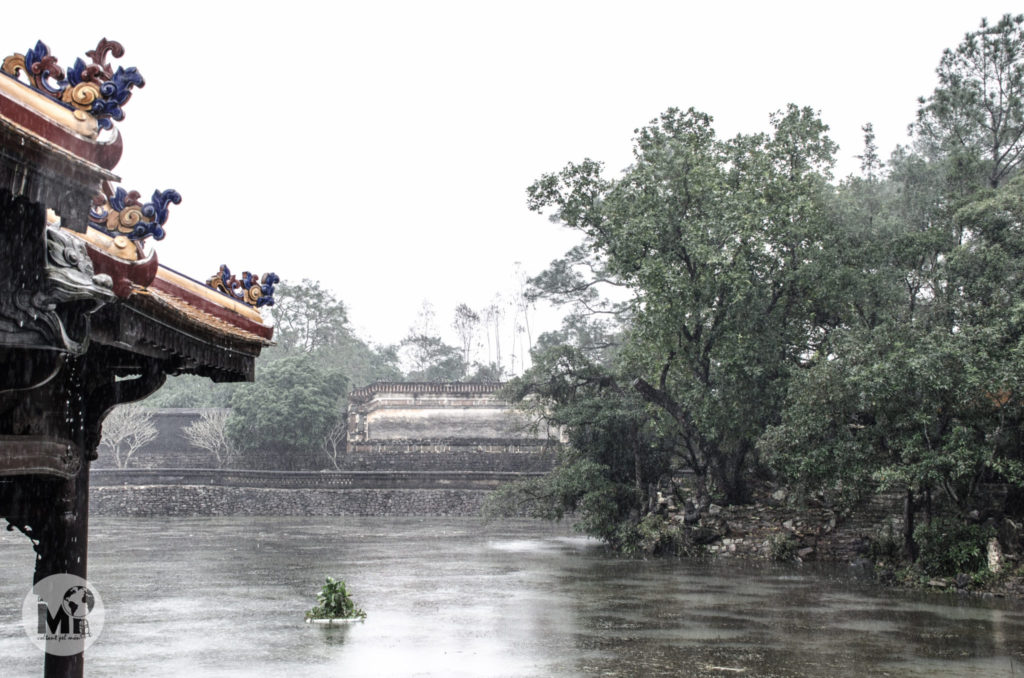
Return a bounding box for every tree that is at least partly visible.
[399,332,467,382]
[99,404,158,468]
[227,354,348,470]
[465,362,504,382]
[452,303,480,366]
[512,262,535,363]
[914,14,1024,189]
[269,279,350,354]
[321,416,347,470]
[527,105,839,504]
[489,320,674,551]
[764,146,1024,562]
[142,375,239,408]
[483,298,506,376]
[146,279,398,407]
[316,331,401,389]
[397,301,468,381]
[183,408,236,468]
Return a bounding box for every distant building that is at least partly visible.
[346,381,553,444]
[95,383,559,472]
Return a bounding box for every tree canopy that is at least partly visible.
[227,353,348,470]
[503,15,1024,567]
[525,104,839,504]
[914,13,1024,189]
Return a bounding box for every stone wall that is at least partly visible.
[90,485,490,517]
[91,468,538,490]
[704,504,872,562]
[692,493,903,563]
[89,469,536,517]
[343,441,556,472]
[90,397,556,517]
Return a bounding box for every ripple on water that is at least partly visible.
[1,516,1023,678]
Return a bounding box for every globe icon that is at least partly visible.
[60,586,94,620]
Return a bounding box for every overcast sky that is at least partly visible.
[1,2,1017,354]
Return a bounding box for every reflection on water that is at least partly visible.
[0,516,1022,677]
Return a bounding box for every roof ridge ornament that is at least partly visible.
[89,186,182,241]
[1,38,143,131]
[207,265,279,308]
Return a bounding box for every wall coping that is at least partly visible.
[349,381,506,402]
[90,468,544,490]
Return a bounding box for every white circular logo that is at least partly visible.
[21,574,104,656]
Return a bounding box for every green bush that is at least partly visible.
[867,522,901,563]
[305,576,366,620]
[634,514,688,556]
[914,519,992,577]
[768,533,799,562]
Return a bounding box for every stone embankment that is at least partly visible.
[91,485,489,517]
[699,493,899,564]
[643,486,907,565]
[89,469,534,517]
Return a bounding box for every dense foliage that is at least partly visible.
[493,15,1024,573]
[523,103,841,506]
[146,279,398,469]
[147,279,526,469]
[227,353,348,470]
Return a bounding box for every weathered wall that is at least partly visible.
[346,382,557,444]
[343,442,556,472]
[366,401,521,440]
[701,494,901,563]
[90,485,490,517]
[98,404,557,472]
[89,469,536,517]
[90,468,537,489]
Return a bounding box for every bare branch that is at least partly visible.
[321,417,348,470]
[99,404,159,469]
[183,409,236,468]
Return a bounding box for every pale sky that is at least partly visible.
[1,2,1016,358]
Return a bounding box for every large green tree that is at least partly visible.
[227,353,348,470]
[269,279,350,354]
[264,279,400,387]
[764,173,1024,560]
[764,20,1024,564]
[527,105,840,504]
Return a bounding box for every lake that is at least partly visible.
[1,516,1022,677]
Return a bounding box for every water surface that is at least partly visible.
[1,516,1022,676]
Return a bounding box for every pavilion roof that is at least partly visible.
[0,38,274,381]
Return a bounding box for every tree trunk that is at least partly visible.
[709,441,751,505]
[632,428,645,512]
[902,488,918,562]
